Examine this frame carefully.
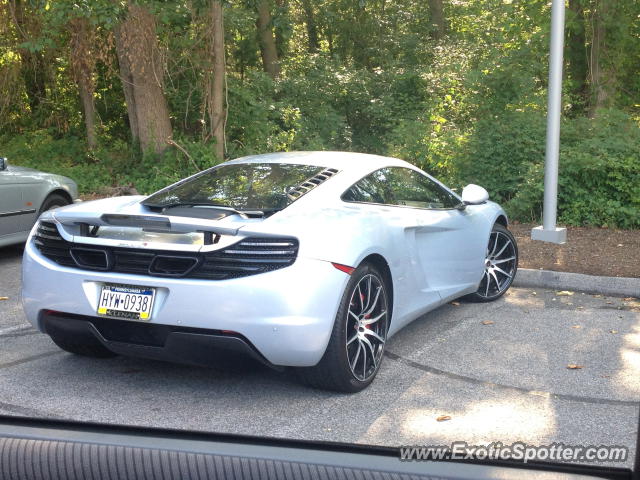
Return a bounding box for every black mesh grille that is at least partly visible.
[34,221,298,280]
[33,222,75,267]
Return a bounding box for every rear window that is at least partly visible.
[143,163,327,211]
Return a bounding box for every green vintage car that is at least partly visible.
[0,157,78,247]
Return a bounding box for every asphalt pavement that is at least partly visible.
[1,244,639,468]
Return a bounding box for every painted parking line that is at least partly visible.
[0,324,32,337]
[0,351,62,370]
[384,350,640,408]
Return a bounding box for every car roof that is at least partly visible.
[223,151,411,174]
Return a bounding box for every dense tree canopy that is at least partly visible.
[0,0,638,227]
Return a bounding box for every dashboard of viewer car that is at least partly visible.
[0,415,634,480]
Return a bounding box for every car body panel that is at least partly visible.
[0,163,78,246]
[22,232,348,366]
[22,151,508,366]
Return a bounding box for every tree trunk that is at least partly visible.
[9,0,47,113]
[428,0,446,40]
[274,0,288,58]
[205,0,226,161]
[589,0,615,116]
[69,17,97,149]
[566,0,588,109]
[255,0,280,79]
[114,3,173,154]
[301,0,319,53]
[352,2,370,68]
[114,23,139,143]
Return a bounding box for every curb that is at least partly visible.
[513,268,640,297]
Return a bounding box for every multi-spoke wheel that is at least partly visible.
[297,262,390,392]
[466,223,518,302]
[346,273,388,382]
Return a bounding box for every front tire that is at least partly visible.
[466,223,518,302]
[297,263,390,392]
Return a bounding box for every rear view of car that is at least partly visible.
[22,151,516,392]
[22,157,350,378]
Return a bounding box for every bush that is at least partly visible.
[0,131,219,196]
[459,109,547,204]
[0,130,116,194]
[506,110,640,228]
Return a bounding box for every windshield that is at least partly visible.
[143,163,326,211]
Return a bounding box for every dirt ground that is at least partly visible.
[511,223,640,278]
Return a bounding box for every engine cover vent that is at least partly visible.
[286,168,339,200]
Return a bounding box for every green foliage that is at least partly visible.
[2,0,639,228]
[460,110,547,203]
[507,110,640,229]
[0,130,117,193]
[0,131,216,195]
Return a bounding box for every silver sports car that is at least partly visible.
[22,152,518,392]
[0,157,78,247]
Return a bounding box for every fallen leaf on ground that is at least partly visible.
[556,291,574,296]
[623,297,637,302]
[567,364,584,369]
[610,330,618,334]
[481,320,494,325]
[606,301,613,305]
[572,325,581,329]
[450,301,460,306]
[0,297,8,301]
[436,415,452,422]
[593,294,603,298]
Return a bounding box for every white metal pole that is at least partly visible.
[532,0,567,244]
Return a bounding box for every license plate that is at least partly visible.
[97,284,156,321]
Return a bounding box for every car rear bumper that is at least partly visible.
[42,312,278,369]
[22,239,349,367]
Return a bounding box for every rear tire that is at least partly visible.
[465,223,518,302]
[49,333,117,358]
[297,263,390,392]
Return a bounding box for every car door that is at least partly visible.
[383,167,487,302]
[342,171,442,325]
[0,164,39,237]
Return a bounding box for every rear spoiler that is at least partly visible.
[51,212,241,247]
[99,214,240,238]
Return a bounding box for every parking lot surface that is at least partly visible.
[1,245,638,467]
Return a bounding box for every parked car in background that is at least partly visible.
[0,157,79,247]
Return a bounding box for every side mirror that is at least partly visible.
[461,184,489,205]
[0,158,6,171]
